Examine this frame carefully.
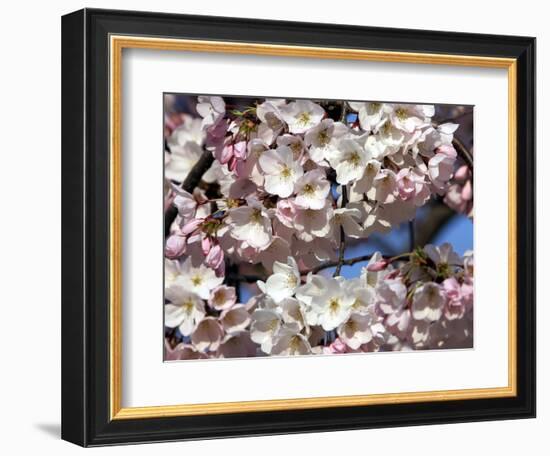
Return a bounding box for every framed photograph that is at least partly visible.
[61,8,536,447]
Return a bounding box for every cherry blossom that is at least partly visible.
[175,257,223,299]
[294,169,331,209]
[228,197,272,249]
[163,95,473,360]
[258,146,303,197]
[280,99,324,134]
[164,286,205,336]
[326,138,368,184]
[412,282,446,321]
[265,257,301,303]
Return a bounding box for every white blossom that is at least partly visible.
[250,309,282,354]
[164,286,205,336]
[294,169,331,209]
[304,119,347,163]
[265,257,301,303]
[175,258,223,299]
[228,198,272,249]
[259,146,303,197]
[271,326,312,355]
[326,138,368,184]
[412,282,446,321]
[196,96,226,128]
[280,100,324,134]
[310,278,354,331]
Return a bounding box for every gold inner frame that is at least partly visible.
[109,35,517,420]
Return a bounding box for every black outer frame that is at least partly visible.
[61,8,536,447]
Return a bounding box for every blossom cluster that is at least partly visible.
[165,244,473,359]
[163,95,473,359]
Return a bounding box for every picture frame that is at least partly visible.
[61,8,536,447]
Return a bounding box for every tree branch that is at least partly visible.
[164,150,214,236]
[182,151,215,193]
[227,251,416,283]
[334,185,348,277]
[310,253,373,275]
[452,137,473,170]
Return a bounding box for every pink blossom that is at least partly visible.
[191,317,225,352]
[208,285,237,311]
[275,198,296,228]
[461,180,473,200]
[165,341,207,361]
[454,164,470,181]
[442,277,462,302]
[218,140,248,167]
[165,234,186,259]
[437,144,457,158]
[376,278,407,314]
[181,218,203,235]
[201,236,212,255]
[366,259,388,272]
[205,244,224,270]
[396,168,431,206]
[428,150,456,190]
[461,282,474,310]
[172,187,197,220]
[325,338,348,354]
[385,308,411,338]
[216,332,257,358]
[442,277,468,320]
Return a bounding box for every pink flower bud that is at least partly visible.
[233,141,247,159]
[181,218,203,235]
[206,115,228,140]
[454,164,470,181]
[201,236,212,255]
[442,277,461,303]
[328,338,348,353]
[366,260,388,272]
[228,156,238,172]
[205,244,224,270]
[461,180,473,201]
[436,144,457,158]
[165,235,186,259]
[219,144,234,165]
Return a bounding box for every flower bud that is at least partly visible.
[181,218,203,235]
[165,235,186,259]
[201,236,212,255]
[461,180,473,201]
[206,244,224,270]
[366,260,388,272]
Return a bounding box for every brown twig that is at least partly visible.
[226,251,415,282]
[309,253,374,275]
[452,137,474,170]
[334,185,348,277]
[164,150,214,236]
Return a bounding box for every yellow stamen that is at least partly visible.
[395,107,408,120]
[348,151,361,167]
[297,112,311,126]
[280,165,292,179]
[329,298,340,314]
[302,183,315,195]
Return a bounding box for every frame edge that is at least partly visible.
[61,8,88,448]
